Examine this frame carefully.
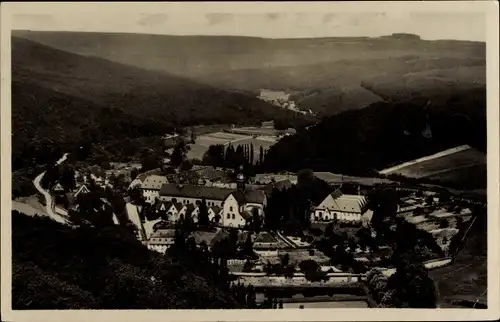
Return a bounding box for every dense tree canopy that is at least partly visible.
[12,211,242,309]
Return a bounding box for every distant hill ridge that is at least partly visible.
[13,30,485,117]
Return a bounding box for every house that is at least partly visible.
[221,175,267,228]
[52,183,65,194]
[253,173,298,185]
[178,204,196,221]
[128,173,147,190]
[191,205,222,223]
[146,229,176,254]
[73,184,90,198]
[311,190,369,223]
[141,175,169,204]
[159,172,266,228]
[155,200,184,221]
[222,190,267,227]
[188,230,221,249]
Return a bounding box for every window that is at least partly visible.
[230,206,233,211]
[232,214,235,219]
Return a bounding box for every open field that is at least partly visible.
[379,145,486,179]
[429,214,487,306]
[188,130,278,161]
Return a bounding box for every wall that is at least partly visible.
[159,196,223,207]
[311,209,361,222]
[232,274,365,287]
[255,249,279,257]
[227,259,247,266]
[146,243,169,254]
[222,194,246,228]
[142,189,160,204]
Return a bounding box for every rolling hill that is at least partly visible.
[11,37,315,170]
[12,37,312,126]
[13,31,485,79]
[261,86,486,189]
[13,31,486,117]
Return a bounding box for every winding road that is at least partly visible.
[32,153,70,224]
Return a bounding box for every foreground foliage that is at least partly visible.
[12,211,242,309]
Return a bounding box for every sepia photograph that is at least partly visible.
[1,2,499,322]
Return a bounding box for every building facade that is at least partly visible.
[141,175,169,204]
[311,190,369,223]
[158,172,266,228]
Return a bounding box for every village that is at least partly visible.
[26,121,481,309]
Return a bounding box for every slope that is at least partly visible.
[12,36,314,128]
[13,31,485,79]
[429,209,487,306]
[261,87,486,189]
[13,32,485,117]
[12,211,242,309]
[11,80,170,170]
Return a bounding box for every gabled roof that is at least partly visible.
[141,175,169,190]
[156,200,173,211]
[173,202,184,212]
[210,206,222,215]
[52,183,64,192]
[189,230,220,247]
[74,184,90,197]
[230,189,266,205]
[184,204,196,214]
[240,210,253,221]
[160,183,233,201]
[317,191,368,214]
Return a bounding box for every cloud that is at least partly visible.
[137,13,168,27]
[205,13,233,26]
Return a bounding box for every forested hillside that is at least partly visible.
[262,87,486,189]
[11,37,314,171]
[12,211,242,309]
[14,31,485,117]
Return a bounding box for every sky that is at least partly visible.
[7,2,488,41]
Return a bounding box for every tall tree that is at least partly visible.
[259,146,264,165]
[198,199,210,227]
[171,140,189,168]
[250,143,255,165]
[190,127,196,144]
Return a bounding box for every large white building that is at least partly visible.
[145,229,176,254]
[141,175,169,204]
[158,173,266,228]
[311,190,369,223]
